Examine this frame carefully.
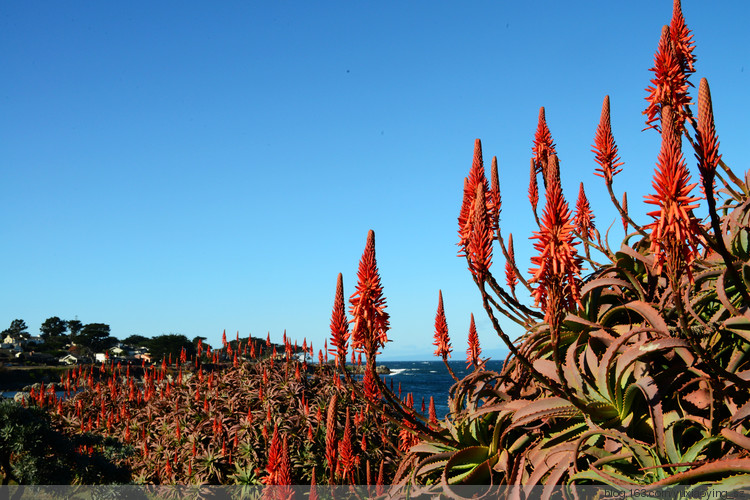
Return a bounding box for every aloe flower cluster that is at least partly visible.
[457,139,500,282]
[528,175,583,322]
[644,105,701,279]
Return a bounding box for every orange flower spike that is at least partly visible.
[592,95,624,184]
[338,407,355,481]
[263,423,281,485]
[467,183,493,282]
[466,314,481,370]
[363,367,380,402]
[621,192,629,234]
[695,78,721,194]
[432,290,451,359]
[644,25,691,132]
[330,273,350,367]
[458,139,489,256]
[325,393,338,475]
[670,0,696,76]
[532,107,557,181]
[505,233,518,294]
[349,230,390,357]
[644,105,701,279]
[574,182,595,240]
[490,155,501,237]
[277,436,292,486]
[429,396,438,425]
[528,158,539,215]
[528,176,583,320]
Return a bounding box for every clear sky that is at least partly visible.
[1,2,748,360]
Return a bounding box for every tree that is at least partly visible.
[67,319,83,341]
[144,334,195,363]
[1,319,28,339]
[122,334,149,347]
[77,323,115,352]
[39,317,67,340]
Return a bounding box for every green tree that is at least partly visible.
[77,323,116,352]
[39,317,67,340]
[67,319,83,341]
[1,319,29,339]
[122,334,149,347]
[144,334,195,363]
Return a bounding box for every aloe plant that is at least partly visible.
[396,0,750,491]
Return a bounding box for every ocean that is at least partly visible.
[378,360,504,419]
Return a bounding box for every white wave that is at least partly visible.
[429,370,437,373]
[386,368,410,376]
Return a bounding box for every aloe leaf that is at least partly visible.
[441,446,497,485]
[723,316,750,342]
[510,397,580,427]
[681,436,724,464]
[600,300,669,335]
[649,458,750,485]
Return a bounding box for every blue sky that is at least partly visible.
[1,1,748,360]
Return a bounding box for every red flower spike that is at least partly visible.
[532,107,557,185]
[644,105,702,279]
[621,192,629,234]
[263,423,281,485]
[429,396,438,425]
[363,367,380,401]
[505,233,518,294]
[490,155,501,237]
[574,182,595,240]
[349,230,390,358]
[670,0,696,77]
[221,330,227,347]
[376,461,385,496]
[528,176,583,321]
[458,139,490,257]
[695,78,721,195]
[546,154,561,188]
[644,25,691,132]
[330,273,350,367]
[467,182,493,282]
[338,407,355,482]
[277,436,292,486]
[466,313,482,370]
[528,158,539,216]
[432,290,451,359]
[325,393,338,475]
[592,95,624,184]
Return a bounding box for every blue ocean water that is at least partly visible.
[378,360,504,419]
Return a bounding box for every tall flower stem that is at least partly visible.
[475,279,577,405]
[671,276,750,388]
